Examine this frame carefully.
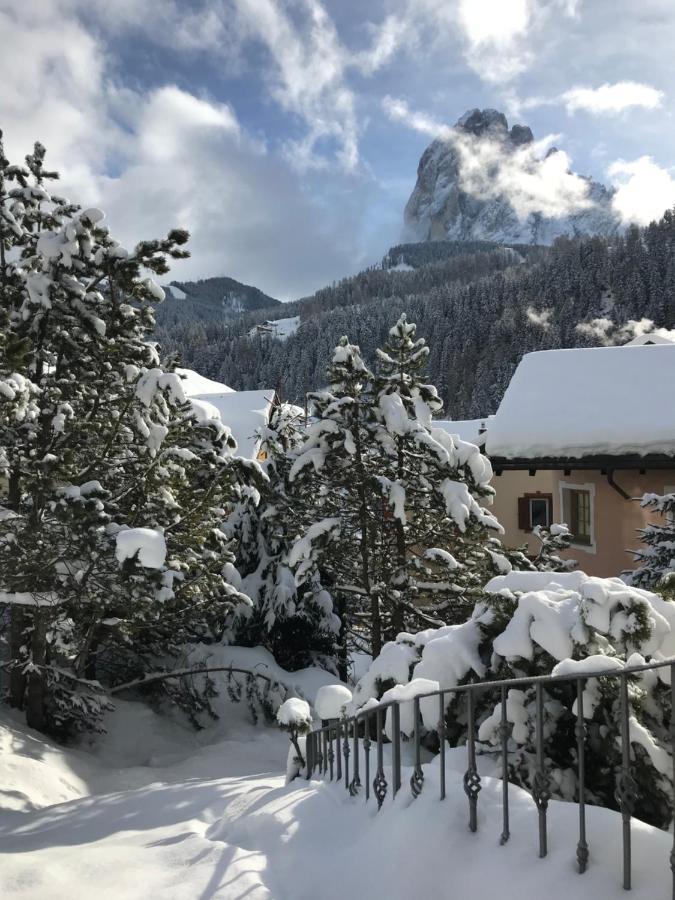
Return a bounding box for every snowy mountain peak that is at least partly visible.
[404,108,618,245]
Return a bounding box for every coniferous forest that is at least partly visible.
[157,223,675,416]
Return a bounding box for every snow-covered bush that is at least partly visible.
[351,570,675,826]
[277,698,313,783]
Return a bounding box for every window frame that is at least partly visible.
[517,492,553,532]
[559,481,596,553]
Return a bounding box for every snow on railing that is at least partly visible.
[297,658,675,894]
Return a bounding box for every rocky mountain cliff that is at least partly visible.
[404,108,619,245]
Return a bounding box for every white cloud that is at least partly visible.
[382,96,452,139]
[382,97,593,220]
[609,156,675,225]
[562,81,664,115]
[527,307,553,329]
[576,317,675,345]
[0,2,391,298]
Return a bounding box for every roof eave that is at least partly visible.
[489,453,675,475]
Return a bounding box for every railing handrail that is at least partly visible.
[321,655,675,724]
[298,655,675,896]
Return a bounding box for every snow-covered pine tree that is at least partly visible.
[373,314,505,631]
[229,402,341,673]
[0,136,252,734]
[629,492,675,596]
[532,523,577,571]
[287,337,385,657]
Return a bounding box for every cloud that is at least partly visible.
[527,307,553,329]
[608,156,675,225]
[382,96,452,139]
[576,317,675,345]
[457,0,533,81]
[0,2,396,299]
[562,82,664,115]
[382,97,593,220]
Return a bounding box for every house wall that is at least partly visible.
[490,468,675,578]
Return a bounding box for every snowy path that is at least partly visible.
[0,704,672,900]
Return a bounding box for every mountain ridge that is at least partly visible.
[404,107,619,246]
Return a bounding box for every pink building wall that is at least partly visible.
[489,468,675,578]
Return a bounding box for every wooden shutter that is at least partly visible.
[518,496,530,531]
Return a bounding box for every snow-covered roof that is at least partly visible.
[176,368,234,396]
[199,389,276,459]
[433,418,489,446]
[486,345,675,460]
[624,333,674,346]
[179,368,275,459]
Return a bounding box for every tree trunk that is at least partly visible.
[9,607,26,709]
[335,595,349,682]
[25,612,47,732]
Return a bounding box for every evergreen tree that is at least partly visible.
[287,337,384,657]
[229,402,340,672]
[629,492,675,596]
[0,136,251,735]
[373,314,505,631]
[532,523,577,571]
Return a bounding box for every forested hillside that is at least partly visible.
[156,216,675,417]
[156,275,280,327]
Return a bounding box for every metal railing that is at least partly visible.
[301,658,675,896]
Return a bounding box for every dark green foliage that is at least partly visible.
[158,220,675,417]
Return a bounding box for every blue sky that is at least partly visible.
[1,0,674,299]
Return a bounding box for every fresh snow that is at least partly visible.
[433,418,489,446]
[0,590,63,607]
[176,367,234,395]
[178,368,274,458]
[314,684,353,720]
[166,283,187,300]
[276,697,312,729]
[115,528,167,569]
[486,345,675,459]
[0,702,671,900]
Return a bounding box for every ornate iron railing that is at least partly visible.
[301,658,675,896]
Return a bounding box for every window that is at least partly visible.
[517,493,553,531]
[561,485,594,547]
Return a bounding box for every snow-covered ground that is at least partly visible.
[1,691,671,899]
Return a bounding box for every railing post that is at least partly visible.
[374,706,388,809]
[438,691,446,801]
[410,697,424,798]
[463,688,481,832]
[499,685,510,845]
[305,729,313,780]
[322,728,329,776]
[342,714,350,790]
[532,683,550,858]
[335,717,342,784]
[349,716,361,796]
[328,723,335,781]
[576,678,589,873]
[392,702,402,797]
[363,712,371,802]
[618,673,637,890]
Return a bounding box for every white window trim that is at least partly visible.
[559,481,596,554]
